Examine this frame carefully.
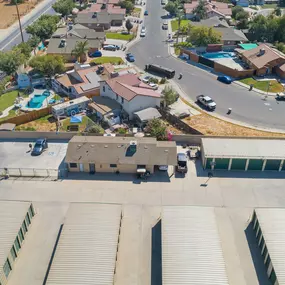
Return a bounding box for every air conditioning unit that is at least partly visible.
[130,141,137,146]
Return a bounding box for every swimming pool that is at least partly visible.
[202,52,235,59]
[26,90,51,109]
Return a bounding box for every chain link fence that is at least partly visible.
[0,168,68,179]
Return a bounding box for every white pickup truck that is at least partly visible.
[196,95,216,111]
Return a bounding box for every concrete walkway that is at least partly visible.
[0,105,14,119]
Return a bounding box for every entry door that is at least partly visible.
[79,163,84,172]
[89,163,95,174]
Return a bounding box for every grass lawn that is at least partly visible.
[0,90,25,112]
[91,56,124,65]
[261,3,278,8]
[106,32,134,41]
[61,116,93,132]
[239,78,284,93]
[171,19,190,32]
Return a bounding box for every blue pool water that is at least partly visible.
[203,52,235,59]
[26,90,51,109]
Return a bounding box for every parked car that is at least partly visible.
[140,26,146,37]
[144,10,148,15]
[126,53,135,62]
[275,93,285,101]
[217,75,232,84]
[148,82,158,90]
[31,138,48,156]
[103,44,120,51]
[88,50,102,58]
[140,75,151,83]
[162,23,168,30]
[176,153,188,174]
[196,95,216,111]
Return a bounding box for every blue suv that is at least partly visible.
[126,53,135,62]
[217,75,232,84]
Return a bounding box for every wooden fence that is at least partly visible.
[1,106,52,126]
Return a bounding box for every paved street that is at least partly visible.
[0,0,56,51]
[129,0,285,131]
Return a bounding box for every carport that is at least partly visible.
[201,138,285,171]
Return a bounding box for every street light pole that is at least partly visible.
[15,0,24,43]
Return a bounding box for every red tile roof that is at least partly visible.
[105,74,160,101]
[184,1,231,16]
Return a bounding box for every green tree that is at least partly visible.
[275,15,285,42]
[88,124,104,134]
[236,10,249,21]
[274,7,282,16]
[52,0,75,17]
[162,86,178,106]
[187,25,221,46]
[146,118,167,141]
[13,42,33,60]
[29,55,65,78]
[232,6,244,19]
[236,18,249,29]
[164,1,178,15]
[0,50,25,75]
[71,40,89,63]
[27,36,41,48]
[125,19,133,33]
[26,15,60,40]
[192,0,207,20]
[275,42,285,53]
[118,0,134,14]
[10,0,24,4]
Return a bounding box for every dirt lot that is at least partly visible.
[183,114,285,137]
[0,0,41,29]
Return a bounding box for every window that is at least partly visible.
[69,163,78,168]
[103,86,105,92]
[10,246,17,261]
[29,205,35,218]
[121,97,124,104]
[137,165,146,168]
[110,164,117,168]
[18,229,24,243]
[22,221,27,235]
[14,237,21,252]
[3,259,12,278]
[116,94,118,100]
[25,213,31,226]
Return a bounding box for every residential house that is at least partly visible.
[52,24,106,42]
[88,96,122,126]
[79,3,125,17]
[75,9,125,30]
[51,96,90,118]
[65,136,177,174]
[191,17,248,45]
[47,38,101,62]
[96,0,120,4]
[239,44,285,76]
[235,0,249,7]
[184,0,232,20]
[52,63,101,99]
[100,74,162,119]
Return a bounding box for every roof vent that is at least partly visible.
[110,72,119,78]
[92,12,97,18]
[59,39,66,47]
[258,48,265,56]
[130,141,137,146]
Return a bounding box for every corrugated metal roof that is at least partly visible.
[162,206,229,285]
[46,203,122,285]
[0,201,31,268]
[255,208,285,284]
[202,138,285,159]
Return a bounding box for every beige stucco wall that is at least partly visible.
[68,163,154,174]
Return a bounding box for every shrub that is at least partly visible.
[149,77,159,84]
[88,124,104,134]
[160,78,167,84]
[117,127,127,134]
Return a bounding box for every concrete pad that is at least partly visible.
[169,98,201,117]
[0,141,67,177]
[7,202,69,285]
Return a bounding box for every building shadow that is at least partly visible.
[151,220,162,285]
[42,224,63,285]
[244,222,271,285]
[194,159,285,179]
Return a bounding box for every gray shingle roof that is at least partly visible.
[47,38,101,55]
[215,27,248,42]
[75,11,124,25]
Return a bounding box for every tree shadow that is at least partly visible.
[151,220,162,285]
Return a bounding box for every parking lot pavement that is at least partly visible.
[0,141,68,175]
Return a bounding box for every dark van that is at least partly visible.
[145,64,175,78]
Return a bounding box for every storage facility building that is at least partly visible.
[45,203,122,285]
[0,201,35,285]
[251,208,285,285]
[201,138,285,171]
[162,206,229,285]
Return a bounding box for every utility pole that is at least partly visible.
[15,0,24,43]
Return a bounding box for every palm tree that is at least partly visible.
[193,0,207,20]
[71,40,89,63]
[176,10,184,44]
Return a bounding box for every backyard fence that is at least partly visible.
[0,167,67,179]
[0,106,52,126]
